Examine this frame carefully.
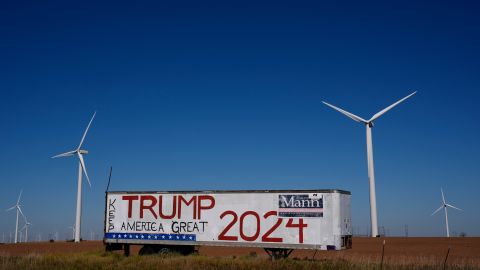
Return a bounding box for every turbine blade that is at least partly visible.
[17,206,25,218]
[369,91,417,122]
[78,153,91,187]
[431,206,443,216]
[322,101,368,123]
[51,150,76,159]
[77,111,96,150]
[446,204,463,211]
[17,189,23,204]
[6,206,16,211]
[441,188,446,205]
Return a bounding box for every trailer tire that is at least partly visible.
[139,245,156,255]
[158,247,173,255]
[178,245,195,255]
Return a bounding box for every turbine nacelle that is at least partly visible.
[51,149,88,158]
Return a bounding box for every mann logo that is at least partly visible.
[278,194,323,217]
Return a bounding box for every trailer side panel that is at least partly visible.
[104,190,351,250]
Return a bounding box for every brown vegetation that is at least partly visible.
[1,237,479,269]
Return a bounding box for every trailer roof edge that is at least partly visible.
[106,189,351,195]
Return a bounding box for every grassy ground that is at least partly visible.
[1,252,478,270]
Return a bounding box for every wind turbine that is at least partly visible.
[68,224,76,240]
[6,190,25,243]
[322,91,416,237]
[52,111,96,243]
[21,218,32,243]
[431,188,462,237]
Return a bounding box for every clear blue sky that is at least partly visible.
[1,1,479,240]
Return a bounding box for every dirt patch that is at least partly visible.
[0,241,104,256]
[200,237,480,265]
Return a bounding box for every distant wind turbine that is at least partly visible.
[323,91,416,237]
[431,188,462,237]
[68,224,76,240]
[52,111,96,243]
[6,190,25,243]
[21,220,32,243]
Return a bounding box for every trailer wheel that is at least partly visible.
[182,245,196,255]
[139,245,156,255]
[158,247,173,254]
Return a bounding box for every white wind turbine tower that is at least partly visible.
[323,91,416,237]
[52,112,96,243]
[431,188,462,237]
[6,190,25,243]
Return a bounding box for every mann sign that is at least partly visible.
[104,189,351,250]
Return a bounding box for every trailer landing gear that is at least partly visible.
[123,244,130,257]
[264,248,293,260]
[105,243,131,256]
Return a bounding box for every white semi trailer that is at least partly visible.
[104,189,351,258]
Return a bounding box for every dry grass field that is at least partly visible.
[1,237,479,269]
